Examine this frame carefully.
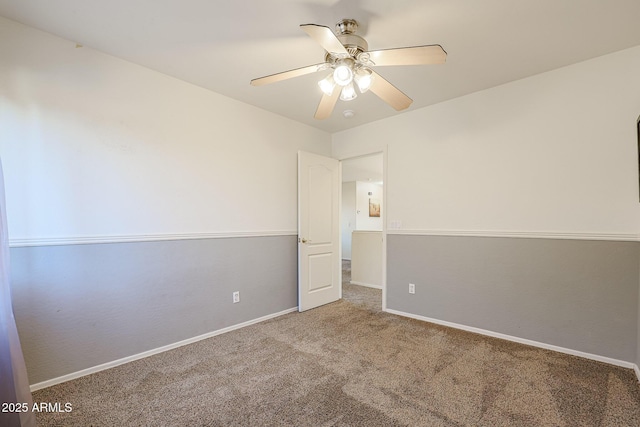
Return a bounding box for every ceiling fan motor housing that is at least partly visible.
[325,19,368,62]
[335,18,358,35]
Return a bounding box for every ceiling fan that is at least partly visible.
[250,19,446,120]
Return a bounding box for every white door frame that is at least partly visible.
[339,147,388,311]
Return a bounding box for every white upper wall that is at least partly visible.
[3,15,639,239]
[0,17,331,240]
[333,46,640,236]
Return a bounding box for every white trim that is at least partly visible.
[634,364,640,383]
[10,230,298,248]
[385,309,637,370]
[338,148,388,311]
[349,280,383,290]
[382,146,388,312]
[388,229,640,242]
[29,307,298,392]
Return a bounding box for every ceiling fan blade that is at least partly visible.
[300,24,349,56]
[251,63,326,86]
[314,89,341,120]
[369,71,413,111]
[366,45,447,66]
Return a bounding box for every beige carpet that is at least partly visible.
[32,264,640,426]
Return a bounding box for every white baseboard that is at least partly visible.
[385,309,637,371]
[29,306,640,391]
[349,280,382,290]
[30,307,298,392]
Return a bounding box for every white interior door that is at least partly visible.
[298,151,341,312]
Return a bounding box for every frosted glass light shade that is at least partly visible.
[332,58,355,86]
[355,67,374,93]
[333,65,353,86]
[318,73,336,96]
[340,82,357,101]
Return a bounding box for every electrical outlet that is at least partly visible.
[232,291,240,303]
[409,283,415,294]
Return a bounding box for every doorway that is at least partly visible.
[340,152,384,310]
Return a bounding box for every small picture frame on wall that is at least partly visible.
[369,198,381,217]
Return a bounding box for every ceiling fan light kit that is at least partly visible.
[319,56,374,101]
[251,18,446,120]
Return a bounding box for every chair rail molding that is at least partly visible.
[9,230,298,248]
[388,229,640,242]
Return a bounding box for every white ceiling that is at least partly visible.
[2,0,640,133]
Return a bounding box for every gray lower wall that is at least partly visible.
[10,236,297,385]
[387,234,639,363]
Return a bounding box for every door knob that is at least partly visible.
[299,238,310,243]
